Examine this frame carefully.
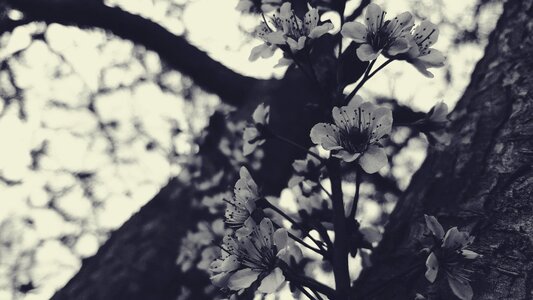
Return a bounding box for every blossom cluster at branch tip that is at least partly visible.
[310,95,392,173]
[341,3,445,77]
[243,103,270,156]
[249,2,333,66]
[210,218,301,294]
[424,215,481,300]
[224,166,260,236]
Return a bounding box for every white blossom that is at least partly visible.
[225,167,260,233]
[424,215,481,300]
[341,3,414,61]
[310,95,392,173]
[210,218,301,293]
[403,20,446,78]
[249,2,333,63]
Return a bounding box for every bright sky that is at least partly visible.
[0,0,501,299]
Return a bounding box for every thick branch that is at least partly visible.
[3,0,262,106]
[355,1,533,298]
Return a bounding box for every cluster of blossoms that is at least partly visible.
[424,215,481,300]
[212,166,302,294]
[249,2,333,66]
[341,3,445,77]
[206,2,466,299]
[210,217,301,293]
[310,95,393,173]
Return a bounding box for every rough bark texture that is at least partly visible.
[355,1,533,299]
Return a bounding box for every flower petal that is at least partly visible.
[385,11,414,37]
[249,43,276,61]
[273,228,288,249]
[386,37,411,56]
[274,57,293,68]
[220,254,240,272]
[304,8,319,34]
[228,269,261,291]
[257,268,285,293]
[418,49,446,67]
[211,272,232,287]
[461,250,482,260]
[448,276,474,300]
[414,20,439,49]
[359,145,387,173]
[265,31,286,45]
[347,95,364,107]
[341,21,367,43]
[333,150,360,162]
[424,214,445,240]
[309,22,333,39]
[425,252,439,283]
[371,106,393,141]
[356,43,379,61]
[259,218,274,246]
[310,123,342,150]
[410,59,435,78]
[442,227,471,250]
[252,103,270,124]
[365,3,384,33]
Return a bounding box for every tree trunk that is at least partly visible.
[355,1,533,299]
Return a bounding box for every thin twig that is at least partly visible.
[348,166,362,220]
[264,200,326,253]
[272,133,325,163]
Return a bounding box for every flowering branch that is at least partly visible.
[260,199,327,254]
[212,2,455,299]
[326,159,351,300]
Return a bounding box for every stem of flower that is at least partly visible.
[348,166,362,220]
[280,260,336,298]
[318,181,333,200]
[326,159,351,300]
[368,58,393,77]
[294,283,318,300]
[344,58,394,104]
[287,230,323,256]
[271,133,325,163]
[263,199,326,253]
[344,59,375,104]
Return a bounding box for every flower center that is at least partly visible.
[339,127,370,154]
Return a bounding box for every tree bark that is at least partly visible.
[355,1,533,299]
[1,0,263,107]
